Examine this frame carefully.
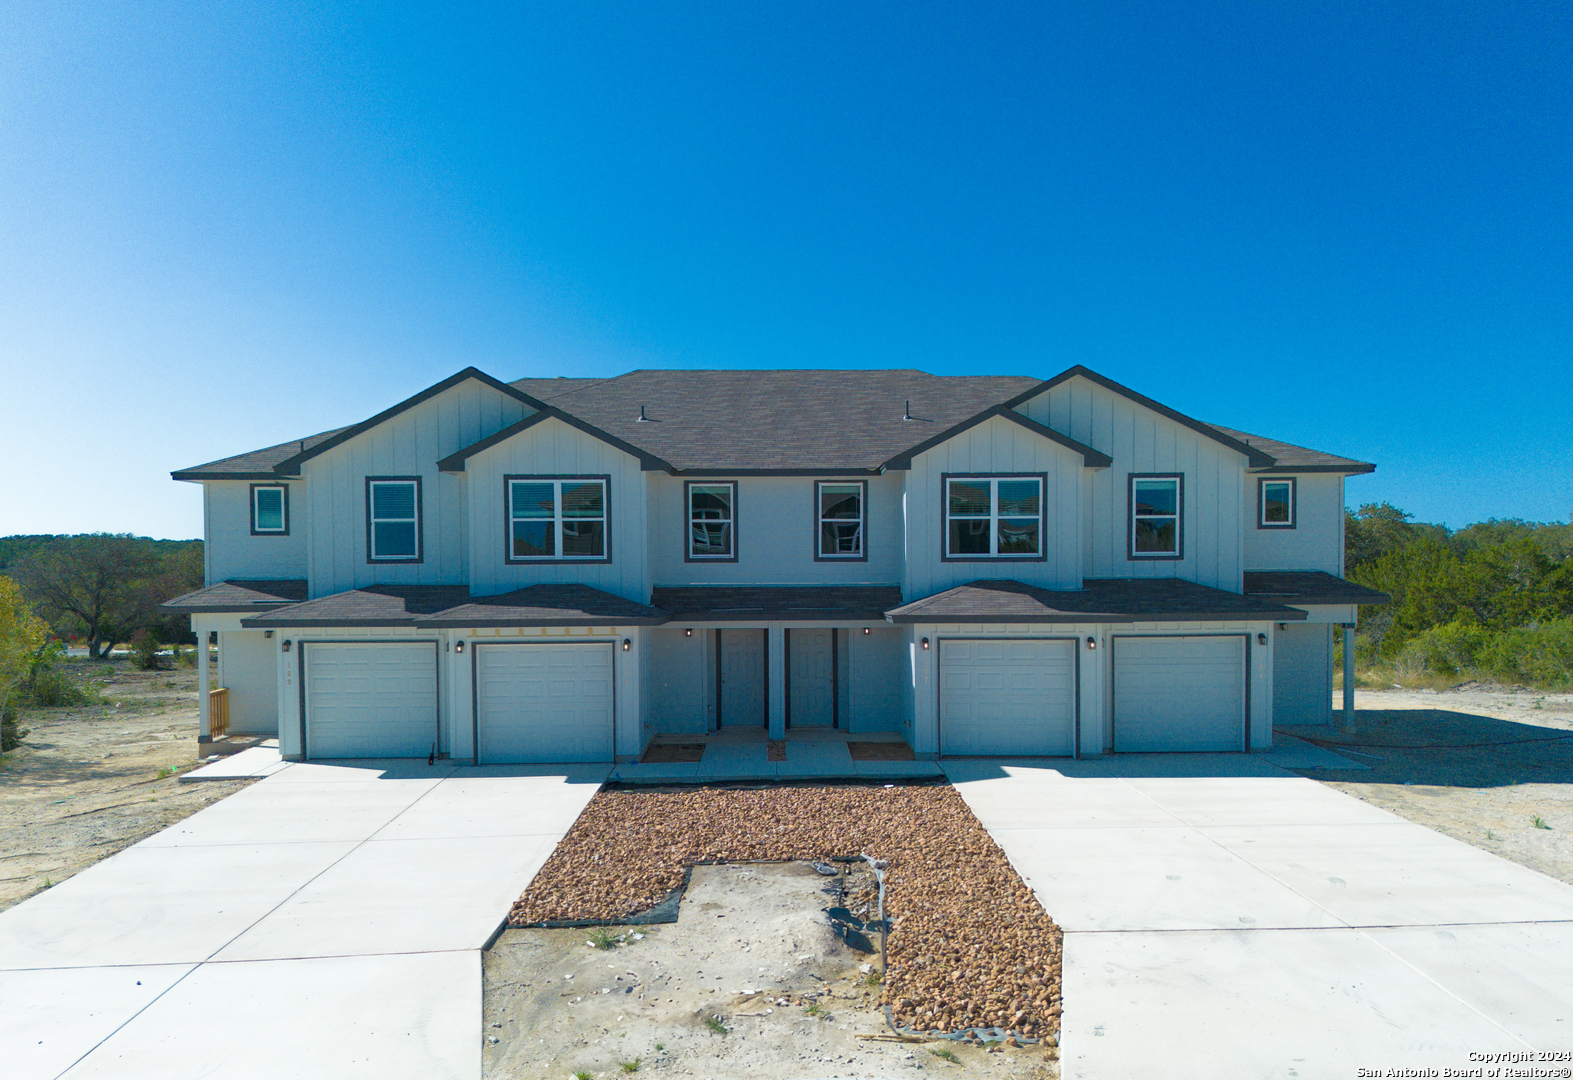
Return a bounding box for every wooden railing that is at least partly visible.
[209,687,229,738]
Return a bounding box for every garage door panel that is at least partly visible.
[306,643,438,759]
[1114,636,1245,753]
[476,644,614,764]
[940,638,1077,757]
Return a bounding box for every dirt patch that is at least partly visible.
[0,659,255,911]
[485,861,1057,1079]
[642,744,707,764]
[509,782,1064,1043]
[849,742,917,762]
[1281,686,1573,886]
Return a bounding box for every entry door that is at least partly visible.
[720,628,765,727]
[789,628,834,728]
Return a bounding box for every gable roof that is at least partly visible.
[171,429,351,482]
[239,583,667,627]
[160,579,309,613]
[885,578,1309,624]
[1207,425,1376,474]
[1243,571,1389,605]
[1001,366,1277,469]
[882,404,1112,470]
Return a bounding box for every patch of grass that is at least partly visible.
[573,1072,593,1080]
[654,1042,664,1052]
[704,1015,727,1035]
[1486,829,1498,841]
[862,970,883,987]
[585,926,624,950]
[803,1000,823,1017]
[1533,815,1552,830]
[620,1058,642,1073]
[928,1046,962,1064]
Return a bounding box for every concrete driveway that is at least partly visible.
[945,756,1573,1080]
[0,759,606,1080]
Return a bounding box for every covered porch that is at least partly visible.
[610,726,941,783]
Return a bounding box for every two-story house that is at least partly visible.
[162,365,1386,764]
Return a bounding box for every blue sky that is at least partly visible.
[2,1,1568,539]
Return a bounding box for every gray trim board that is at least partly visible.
[437,408,672,473]
[940,472,1050,563]
[249,483,290,537]
[365,476,424,565]
[1256,476,1297,530]
[813,479,869,563]
[503,474,613,565]
[1127,473,1184,562]
[684,480,739,563]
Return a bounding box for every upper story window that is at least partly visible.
[1129,474,1183,559]
[943,475,1044,559]
[1258,477,1296,529]
[366,477,422,563]
[250,484,288,535]
[507,476,609,562]
[686,481,736,561]
[816,481,866,561]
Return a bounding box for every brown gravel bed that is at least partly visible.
[507,782,1064,1040]
[766,739,787,761]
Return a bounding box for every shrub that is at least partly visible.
[130,629,164,671]
[2,702,28,752]
[1400,620,1491,676]
[1477,619,1573,689]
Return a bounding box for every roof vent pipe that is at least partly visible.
[902,400,914,421]
[636,405,658,422]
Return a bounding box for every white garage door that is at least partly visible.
[305,642,438,759]
[1113,635,1246,752]
[940,638,1077,756]
[476,643,614,763]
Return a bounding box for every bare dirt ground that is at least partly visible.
[484,862,1058,1080]
[0,659,255,911]
[1279,685,1573,886]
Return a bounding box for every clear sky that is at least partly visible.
[2,2,1568,540]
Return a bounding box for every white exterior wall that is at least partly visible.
[300,381,531,596]
[203,481,308,584]
[1013,375,1246,591]
[647,473,903,587]
[901,414,1084,598]
[1244,473,1344,573]
[216,630,279,735]
[463,417,650,603]
[645,627,710,735]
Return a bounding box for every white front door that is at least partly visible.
[1274,623,1330,726]
[720,628,765,728]
[475,643,615,763]
[789,628,834,728]
[305,642,438,759]
[1113,635,1246,752]
[939,638,1077,756]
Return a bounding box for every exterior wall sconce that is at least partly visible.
[281,640,292,653]
[1257,633,1268,645]
[622,639,631,651]
[685,628,692,637]
[921,637,930,650]
[454,640,465,654]
[863,627,871,635]
[1086,636,1097,650]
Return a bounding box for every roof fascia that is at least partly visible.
[881,404,1112,471]
[437,408,673,472]
[272,368,553,476]
[1002,366,1278,469]
[663,467,883,477]
[169,471,278,482]
[1247,464,1376,475]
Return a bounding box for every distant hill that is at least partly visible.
[0,535,202,573]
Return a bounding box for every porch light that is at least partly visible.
[921,637,930,650]
[282,640,292,653]
[455,640,465,654]
[1086,636,1096,650]
[685,628,692,637]
[863,627,871,635]
[622,639,631,651]
[1257,633,1268,645]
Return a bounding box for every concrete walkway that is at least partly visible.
[0,759,606,1080]
[944,756,1573,1079]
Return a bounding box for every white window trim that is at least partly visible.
[1259,477,1296,529]
[1129,474,1182,559]
[815,481,865,560]
[251,484,287,534]
[943,476,1045,559]
[686,481,736,561]
[367,478,421,562]
[507,477,609,562]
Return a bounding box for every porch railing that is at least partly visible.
[209,687,229,738]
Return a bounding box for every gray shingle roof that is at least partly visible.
[1243,571,1390,605]
[242,585,472,626]
[160,579,309,613]
[885,578,1309,624]
[651,585,904,622]
[171,429,350,481]
[420,584,668,627]
[1207,425,1375,474]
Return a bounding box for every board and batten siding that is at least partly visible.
[1012,375,1245,591]
[203,480,308,583]
[900,413,1083,598]
[463,416,649,603]
[1243,472,1344,574]
[301,380,531,596]
[646,473,903,587]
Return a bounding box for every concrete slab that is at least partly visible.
[694,742,768,776]
[179,745,288,782]
[61,952,479,1080]
[1060,928,1527,1080]
[851,760,945,778]
[1207,821,1573,926]
[1366,922,1573,1047]
[211,833,560,961]
[608,761,700,782]
[0,841,358,969]
[1262,732,1372,771]
[949,776,1185,829]
[1,964,195,1080]
[1122,775,1403,828]
[370,769,606,841]
[263,759,459,783]
[140,780,436,846]
[992,823,1346,932]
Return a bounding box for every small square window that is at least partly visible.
[687,482,736,561]
[1258,478,1296,529]
[816,481,865,560]
[1129,475,1182,559]
[507,477,608,561]
[943,476,1044,559]
[367,478,421,562]
[250,484,288,535]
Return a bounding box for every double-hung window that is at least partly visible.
[507,476,609,561]
[943,476,1043,558]
[687,482,736,561]
[1129,474,1182,559]
[367,478,421,562]
[1258,477,1296,529]
[250,484,288,535]
[816,481,865,560]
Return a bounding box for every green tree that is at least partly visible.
[11,535,164,659]
[1,576,49,750]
